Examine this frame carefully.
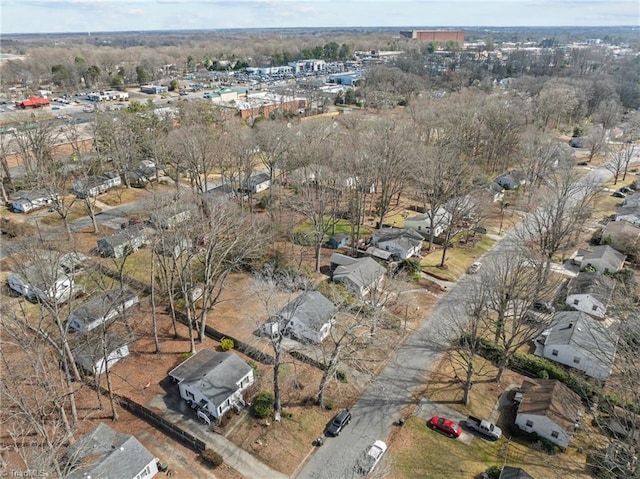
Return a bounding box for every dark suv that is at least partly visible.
[326,409,352,437]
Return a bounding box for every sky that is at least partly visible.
[0,0,638,35]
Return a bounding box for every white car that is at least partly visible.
[356,440,387,475]
[467,261,482,274]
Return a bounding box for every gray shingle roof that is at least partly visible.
[66,423,155,479]
[545,311,618,371]
[168,351,252,409]
[72,330,129,374]
[276,291,336,331]
[70,288,138,326]
[582,245,626,271]
[567,272,615,304]
[333,256,386,292]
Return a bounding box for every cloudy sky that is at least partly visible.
[1,0,638,34]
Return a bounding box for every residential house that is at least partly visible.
[370,228,424,260]
[73,171,122,198]
[169,350,254,420]
[11,190,58,213]
[65,423,158,479]
[404,208,452,238]
[495,170,527,190]
[601,220,640,250]
[581,245,625,274]
[240,172,271,194]
[565,272,615,319]
[7,262,74,304]
[615,194,640,226]
[155,236,192,258]
[72,330,130,376]
[534,311,618,380]
[487,182,506,203]
[149,204,194,229]
[273,291,337,343]
[97,224,150,258]
[68,287,139,333]
[59,252,90,273]
[515,379,583,449]
[327,233,349,249]
[206,182,239,203]
[330,253,387,298]
[499,467,534,479]
[125,165,158,188]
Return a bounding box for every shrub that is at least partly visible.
[201,448,223,468]
[251,390,274,419]
[335,370,348,383]
[325,401,335,410]
[220,338,234,351]
[484,465,502,479]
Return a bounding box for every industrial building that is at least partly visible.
[400,30,465,44]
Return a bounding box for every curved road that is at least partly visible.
[295,159,637,479]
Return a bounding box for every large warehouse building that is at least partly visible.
[400,30,465,43]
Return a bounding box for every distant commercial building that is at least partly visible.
[15,96,50,109]
[400,30,465,44]
[87,90,129,102]
[140,84,168,94]
[327,71,363,87]
[288,59,326,74]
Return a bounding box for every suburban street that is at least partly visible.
[295,158,639,479]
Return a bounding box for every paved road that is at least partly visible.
[296,159,639,479]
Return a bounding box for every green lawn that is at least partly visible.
[293,217,372,245]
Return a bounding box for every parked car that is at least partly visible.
[467,262,482,274]
[619,186,635,194]
[325,409,352,437]
[356,440,387,475]
[428,416,463,438]
[464,416,502,440]
[612,191,627,198]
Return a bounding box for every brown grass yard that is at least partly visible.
[389,355,594,479]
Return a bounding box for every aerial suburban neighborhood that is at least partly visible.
[0,19,639,479]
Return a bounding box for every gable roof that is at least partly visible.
[500,467,534,479]
[404,207,451,227]
[567,272,615,304]
[168,351,252,407]
[545,311,618,370]
[11,190,55,202]
[66,423,154,479]
[98,224,149,249]
[582,245,626,270]
[10,262,68,291]
[518,379,582,431]
[602,220,640,242]
[373,227,424,244]
[333,256,386,292]
[72,330,129,373]
[276,291,336,331]
[70,287,138,325]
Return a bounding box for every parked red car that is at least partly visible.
[428,416,462,438]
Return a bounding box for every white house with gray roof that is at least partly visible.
[7,262,74,304]
[11,190,58,213]
[330,253,386,298]
[404,208,452,238]
[565,272,615,319]
[581,245,625,274]
[72,330,130,376]
[169,350,254,419]
[535,311,618,380]
[370,228,424,260]
[274,291,337,343]
[68,287,139,333]
[66,423,157,479]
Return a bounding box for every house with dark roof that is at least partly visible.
[515,379,583,449]
[327,233,349,249]
[565,272,615,319]
[68,288,139,333]
[65,423,158,479]
[72,330,129,376]
[330,253,386,298]
[272,291,337,343]
[240,172,271,194]
[149,204,194,229]
[370,228,424,260]
[495,169,527,190]
[97,224,150,258]
[615,194,640,226]
[169,350,254,419]
[534,311,618,380]
[499,466,534,479]
[11,190,58,213]
[581,245,625,274]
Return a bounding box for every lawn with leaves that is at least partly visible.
[420,234,495,282]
